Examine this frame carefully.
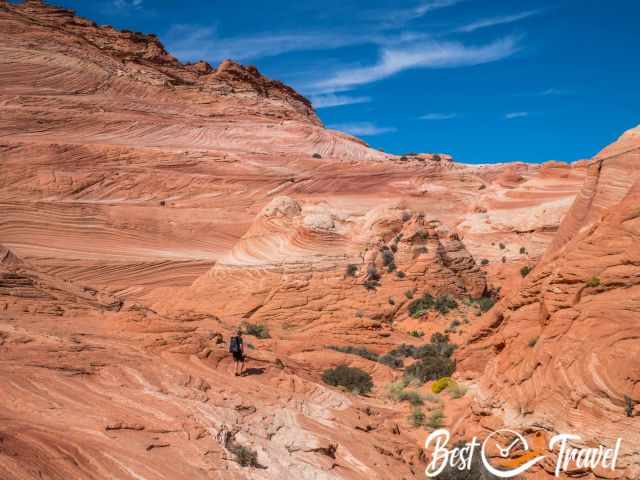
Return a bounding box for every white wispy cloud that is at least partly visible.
[328,122,397,136]
[420,112,458,120]
[310,94,371,109]
[505,111,529,119]
[368,0,465,26]
[113,0,142,10]
[164,25,430,63]
[456,9,542,33]
[312,36,521,92]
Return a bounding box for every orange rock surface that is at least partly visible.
[3,1,635,479]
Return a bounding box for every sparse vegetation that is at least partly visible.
[345,264,358,277]
[229,443,260,467]
[625,395,634,417]
[328,345,378,362]
[244,323,270,339]
[520,265,532,277]
[446,319,461,332]
[381,249,395,266]
[409,329,424,338]
[519,246,526,254]
[432,154,442,162]
[481,258,489,266]
[425,408,445,430]
[447,382,468,399]
[388,297,396,305]
[404,289,414,299]
[528,336,538,348]
[322,365,373,394]
[404,333,456,383]
[586,276,601,287]
[378,353,404,369]
[364,264,381,290]
[468,294,497,313]
[396,270,406,278]
[499,243,506,250]
[409,293,458,317]
[408,407,426,427]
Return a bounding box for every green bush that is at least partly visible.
[404,289,414,299]
[322,365,373,394]
[409,330,424,338]
[396,271,406,278]
[328,345,378,362]
[520,265,532,277]
[244,323,270,339]
[345,264,358,277]
[405,334,456,383]
[408,407,426,427]
[399,390,424,406]
[586,276,600,287]
[410,294,458,317]
[425,409,445,430]
[625,395,634,417]
[378,353,404,369]
[229,443,259,467]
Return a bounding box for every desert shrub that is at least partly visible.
[388,297,396,305]
[425,409,445,430]
[322,365,373,394]
[469,295,496,313]
[408,407,426,427]
[387,262,397,273]
[378,353,404,369]
[586,276,600,287]
[400,155,408,161]
[499,243,506,250]
[404,289,414,299]
[159,200,166,206]
[625,395,634,417]
[244,323,270,339]
[448,382,468,399]
[480,258,489,266]
[432,377,452,394]
[405,334,456,383]
[434,295,458,315]
[528,337,538,348]
[364,279,380,291]
[396,271,406,279]
[408,294,435,317]
[381,249,395,267]
[432,154,442,162]
[501,256,506,263]
[229,443,259,467]
[399,390,424,406]
[520,265,532,277]
[328,345,378,362]
[367,263,380,280]
[519,246,526,254]
[345,264,358,277]
[409,330,424,338]
[312,153,322,159]
[406,351,455,383]
[446,319,461,332]
[387,378,409,399]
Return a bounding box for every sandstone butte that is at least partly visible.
[0,1,637,479]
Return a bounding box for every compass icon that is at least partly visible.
[481,429,545,478]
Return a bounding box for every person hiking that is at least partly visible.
[229,329,245,376]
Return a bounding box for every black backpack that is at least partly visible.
[229,336,241,353]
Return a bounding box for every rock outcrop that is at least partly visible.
[459,125,640,478]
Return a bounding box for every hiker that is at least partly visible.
[229,328,245,376]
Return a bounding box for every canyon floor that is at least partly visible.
[1,1,639,479]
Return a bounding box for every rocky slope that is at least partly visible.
[459,125,640,478]
[0,1,614,479]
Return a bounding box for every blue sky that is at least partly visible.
[31,0,640,163]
